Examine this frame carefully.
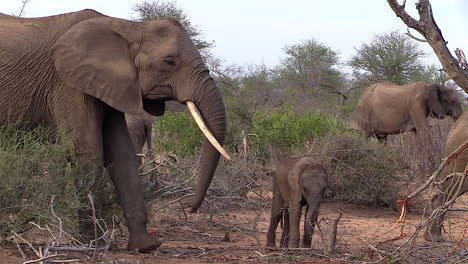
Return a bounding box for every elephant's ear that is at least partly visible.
[51,19,144,115]
[427,84,445,118]
[288,163,303,203]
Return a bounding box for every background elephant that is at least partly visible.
[0,10,229,252]
[424,111,467,242]
[266,157,330,248]
[125,113,154,165]
[354,81,463,143]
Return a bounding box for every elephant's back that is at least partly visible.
[0,10,105,126]
[354,82,412,133]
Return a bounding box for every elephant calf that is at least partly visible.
[266,157,330,248]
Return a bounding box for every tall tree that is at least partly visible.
[133,0,214,52]
[387,0,468,93]
[349,30,427,86]
[278,38,340,91]
[273,38,346,109]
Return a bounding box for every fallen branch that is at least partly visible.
[325,211,343,255]
[153,193,194,211]
[22,254,69,264]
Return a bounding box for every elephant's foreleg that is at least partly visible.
[423,192,447,242]
[303,201,319,248]
[280,209,290,248]
[288,201,302,248]
[103,108,161,252]
[266,188,283,248]
[424,185,467,242]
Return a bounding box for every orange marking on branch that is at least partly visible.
[392,197,411,229]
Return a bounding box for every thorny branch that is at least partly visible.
[379,141,468,261]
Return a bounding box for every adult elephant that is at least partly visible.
[354,81,463,143]
[424,111,467,242]
[0,10,230,252]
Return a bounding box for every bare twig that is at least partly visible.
[405,28,427,43]
[455,48,468,70]
[22,254,68,264]
[13,236,26,259]
[15,0,32,17]
[11,231,40,257]
[49,196,63,246]
[153,193,194,211]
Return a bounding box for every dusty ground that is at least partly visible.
[1,196,467,264]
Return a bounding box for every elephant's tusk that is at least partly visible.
[186,101,232,161]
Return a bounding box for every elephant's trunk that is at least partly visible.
[189,79,226,212]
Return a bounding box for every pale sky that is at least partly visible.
[2,0,467,69]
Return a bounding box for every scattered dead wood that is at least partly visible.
[11,195,116,264]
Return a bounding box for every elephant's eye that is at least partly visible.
[163,57,176,67]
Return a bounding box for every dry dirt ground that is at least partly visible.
[1,196,467,264]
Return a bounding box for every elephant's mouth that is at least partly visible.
[145,84,174,100]
[447,110,461,121]
[429,111,445,119]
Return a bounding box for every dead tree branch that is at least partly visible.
[15,0,32,17]
[387,0,468,92]
[325,211,343,255]
[405,28,427,43]
[13,196,116,264]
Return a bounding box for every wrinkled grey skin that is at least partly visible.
[355,81,463,143]
[424,111,467,242]
[0,10,226,252]
[125,113,154,163]
[266,157,330,248]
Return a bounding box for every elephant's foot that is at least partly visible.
[423,230,445,242]
[302,241,311,248]
[128,232,162,253]
[265,241,276,248]
[288,241,299,248]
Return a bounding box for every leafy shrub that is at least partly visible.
[153,112,203,156]
[249,105,344,160]
[0,126,89,240]
[316,131,403,207]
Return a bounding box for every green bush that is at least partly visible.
[0,126,87,240]
[249,106,344,159]
[153,112,203,156]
